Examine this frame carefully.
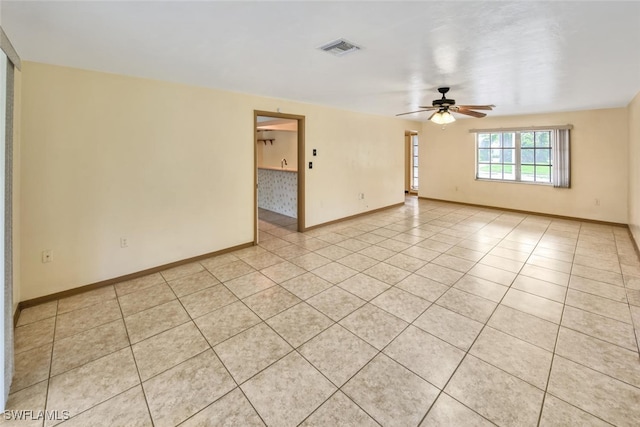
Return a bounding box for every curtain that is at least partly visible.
[4,57,14,408]
[552,128,570,188]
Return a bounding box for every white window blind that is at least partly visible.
[552,128,571,188]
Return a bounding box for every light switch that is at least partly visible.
[309,162,313,169]
[313,149,317,156]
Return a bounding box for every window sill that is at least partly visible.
[474,178,553,187]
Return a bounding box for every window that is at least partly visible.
[475,127,570,187]
[411,134,419,190]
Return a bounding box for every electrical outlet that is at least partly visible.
[359,193,365,200]
[42,250,53,263]
[120,237,128,248]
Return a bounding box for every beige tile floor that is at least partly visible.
[7,197,640,426]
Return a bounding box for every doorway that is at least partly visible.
[254,111,305,244]
[405,131,419,195]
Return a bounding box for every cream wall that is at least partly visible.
[629,91,640,242]
[257,130,298,170]
[420,109,629,223]
[20,62,415,300]
[304,110,409,224]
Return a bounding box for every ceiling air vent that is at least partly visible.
[319,38,361,56]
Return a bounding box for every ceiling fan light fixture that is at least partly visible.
[430,110,455,125]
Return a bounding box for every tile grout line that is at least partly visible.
[613,230,640,356]
[515,222,634,421]
[160,261,272,427]
[114,282,156,427]
[535,219,579,427]
[224,280,350,425]
[181,283,271,427]
[416,210,535,425]
[42,292,154,425]
[40,299,58,426]
[259,212,446,425]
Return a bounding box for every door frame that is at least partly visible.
[254,110,306,244]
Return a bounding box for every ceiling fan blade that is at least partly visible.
[417,106,438,110]
[395,109,432,116]
[456,105,495,110]
[454,108,486,118]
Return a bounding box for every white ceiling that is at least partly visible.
[2,1,640,120]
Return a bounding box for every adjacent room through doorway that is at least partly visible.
[405,131,419,195]
[255,114,304,242]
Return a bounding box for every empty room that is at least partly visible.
[1,1,640,426]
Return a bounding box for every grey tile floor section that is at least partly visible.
[8,197,640,426]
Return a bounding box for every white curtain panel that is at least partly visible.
[552,128,570,188]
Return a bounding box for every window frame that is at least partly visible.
[475,129,553,185]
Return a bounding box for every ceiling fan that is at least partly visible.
[396,87,495,124]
